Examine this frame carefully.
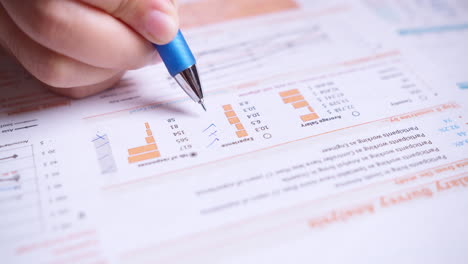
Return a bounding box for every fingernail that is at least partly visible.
[145,10,178,44]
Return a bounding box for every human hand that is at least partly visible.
[0,0,179,98]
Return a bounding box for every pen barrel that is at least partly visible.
[153,30,196,77]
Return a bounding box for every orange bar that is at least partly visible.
[292,100,309,109]
[301,113,319,122]
[308,106,315,112]
[228,117,241,124]
[283,95,304,104]
[235,123,245,130]
[224,111,237,118]
[145,136,155,144]
[223,105,233,111]
[146,129,152,136]
[236,130,248,138]
[128,151,160,163]
[145,122,150,129]
[128,143,157,155]
[279,89,300,98]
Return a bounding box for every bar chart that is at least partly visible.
[127,123,161,164]
[279,89,319,122]
[223,104,249,138]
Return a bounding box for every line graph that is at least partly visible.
[0,145,42,242]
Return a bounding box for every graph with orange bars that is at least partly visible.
[127,122,161,163]
[279,89,319,122]
[223,105,248,138]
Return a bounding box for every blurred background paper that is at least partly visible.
[179,0,298,28]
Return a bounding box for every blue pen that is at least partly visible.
[154,30,205,111]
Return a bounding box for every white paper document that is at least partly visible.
[1,1,467,263]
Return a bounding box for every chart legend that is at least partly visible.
[223,104,248,138]
[127,123,161,163]
[279,89,319,122]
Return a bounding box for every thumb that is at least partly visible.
[80,0,179,45]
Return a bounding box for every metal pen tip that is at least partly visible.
[199,100,207,111]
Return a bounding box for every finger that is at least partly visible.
[79,0,179,44]
[0,0,161,69]
[46,72,124,98]
[0,4,121,88]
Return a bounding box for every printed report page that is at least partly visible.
[0,1,467,263]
